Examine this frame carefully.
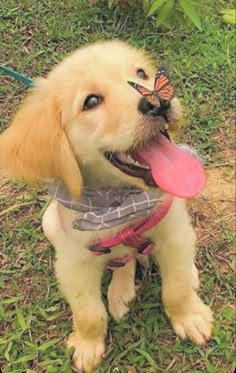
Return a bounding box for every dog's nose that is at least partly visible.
[138,97,170,117]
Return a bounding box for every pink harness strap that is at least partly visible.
[89,195,173,269]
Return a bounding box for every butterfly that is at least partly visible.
[127,66,174,108]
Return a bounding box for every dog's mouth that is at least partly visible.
[105,127,206,199]
[105,127,171,188]
[105,150,156,187]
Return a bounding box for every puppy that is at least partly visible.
[0,41,213,372]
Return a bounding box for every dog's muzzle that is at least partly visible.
[138,97,170,118]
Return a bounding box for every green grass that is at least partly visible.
[0,1,235,372]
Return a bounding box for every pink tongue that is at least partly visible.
[137,134,206,199]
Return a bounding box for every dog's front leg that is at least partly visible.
[151,198,213,345]
[55,252,107,372]
[108,259,136,321]
[43,202,107,372]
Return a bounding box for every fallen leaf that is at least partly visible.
[124,365,137,373]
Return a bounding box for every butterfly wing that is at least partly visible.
[127,81,161,107]
[127,81,152,96]
[157,85,174,101]
[154,66,175,101]
[154,66,170,91]
[146,94,160,107]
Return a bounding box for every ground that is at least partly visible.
[0,1,235,372]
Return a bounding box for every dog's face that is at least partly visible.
[0,41,182,196]
[60,41,182,188]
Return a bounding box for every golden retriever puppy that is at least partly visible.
[0,41,213,372]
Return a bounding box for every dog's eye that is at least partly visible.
[83,95,102,110]
[137,69,148,80]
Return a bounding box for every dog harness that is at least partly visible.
[48,142,204,270]
[48,184,173,270]
[87,195,173,270]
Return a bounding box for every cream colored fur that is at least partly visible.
[0,41,213,372]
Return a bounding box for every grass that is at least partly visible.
[0,0,235,372]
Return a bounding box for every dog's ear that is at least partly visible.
[0,79,82,198]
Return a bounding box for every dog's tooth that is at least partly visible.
[140,164,149,170]
[116,153,134,165]
[134,160,149,169]
[116,152,149,169]
[127,155,135,164]
[117,153,128,163]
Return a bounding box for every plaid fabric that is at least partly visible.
[47,145,203,232]
[47,183,163,231]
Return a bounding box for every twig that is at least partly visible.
[166,356,178,370]
[215,212,235,223]
[0,201,34,216]
[215,254,231,267]
[205,163,234,168]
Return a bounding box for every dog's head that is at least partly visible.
[0,41,183,197]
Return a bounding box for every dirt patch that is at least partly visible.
[212,111,235,163]
[189,115,235,247]
[190,166,235,246]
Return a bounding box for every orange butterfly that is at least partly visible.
[128,66,174,108]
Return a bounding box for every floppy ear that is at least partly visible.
[0,79,82,198]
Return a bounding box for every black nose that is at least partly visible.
[138,97,170,117]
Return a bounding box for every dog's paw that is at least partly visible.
[66,332,105,372]
[108,279,136,321]
[168,296,213,345]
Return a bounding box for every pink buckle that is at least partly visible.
[139,242,154,255]
[117,227,141,247]
[118,227,134,241]
[137,239,154,255]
